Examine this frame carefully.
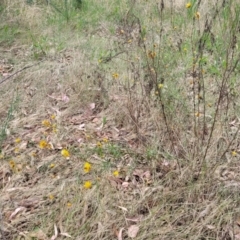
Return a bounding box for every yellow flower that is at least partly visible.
[97,142,102,148]
[61,149,70,158]
[67,202,72,208]
[232,151,237,157]
[50,115,56,120]
[195,112,201,117]
[148,51,156,59]
[52,124,57,133]
[158,84,164,89]
[42,119,51,128]
[84,181,92,189]
[112,73,119,79]
[15,138,21,144]
[9,160,16,170]
[102,137,108,143]
[113,170,119,177]
[186,2,191,8]
[49,163,55,168]
[195,12,200,19]
[49,195,54,200]
[39,140,50,149]
[31,151,37,157]
[84,162,92,173]
[14,147,20,153]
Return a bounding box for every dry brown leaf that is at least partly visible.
[235,233,240,240]
[117,206,128,212]
[108,176,123,188]
[19,141,27,150]
[18,198,39,208]
[50,224,58,240]
[28,229,47,240]
[92,117,100,123]
[69,114,83,124]
[97,222,104,237]
[6,187,26,192]
[77,137,84,143]
[9,206,26,220]
[236,217,240,226]
[117,228,124,240]
[78,123,85,130]
[126,215,143,223]
[62,94,70,103]
[198,205,211,219]
[122,182,129,188]
[142,170,151,181]
[2,72,10,77]
[89,103,95,109]
[128,225,139,238]
[60,232,72,238]
[205,225,215,230]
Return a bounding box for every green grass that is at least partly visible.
[1,0,240,239]
[0,93,19,153]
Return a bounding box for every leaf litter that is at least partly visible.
[1,2,240,239]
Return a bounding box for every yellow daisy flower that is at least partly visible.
[232,151,237,157]
[49,163,55,168]
[84,162,92,173]
[195,12,200,19]
[39,140,50,149]
[97,142,102,148]
[49,195,54,200]
[112,73,119,79]
[15,138,21,144]
[186,2,192,8]
[102,137,108,143]
[9,160,16,169]
[61,149,70,158]
[84,181,92,189]
[195,112,201,117]
[42,119,51,128]
[14,147,20,153]
[148,51,156,59]
[113,170,119,177]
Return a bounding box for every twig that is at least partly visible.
[0,60,44,85]
[101,51,125,63]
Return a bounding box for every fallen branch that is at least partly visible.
[0,60,44,85]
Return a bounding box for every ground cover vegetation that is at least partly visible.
[1,0,240,239]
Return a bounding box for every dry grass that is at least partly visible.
[1,0,240,239]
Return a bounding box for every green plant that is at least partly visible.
[0,94,19,152]
[48,0,81,22]
[0,25,20,45]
